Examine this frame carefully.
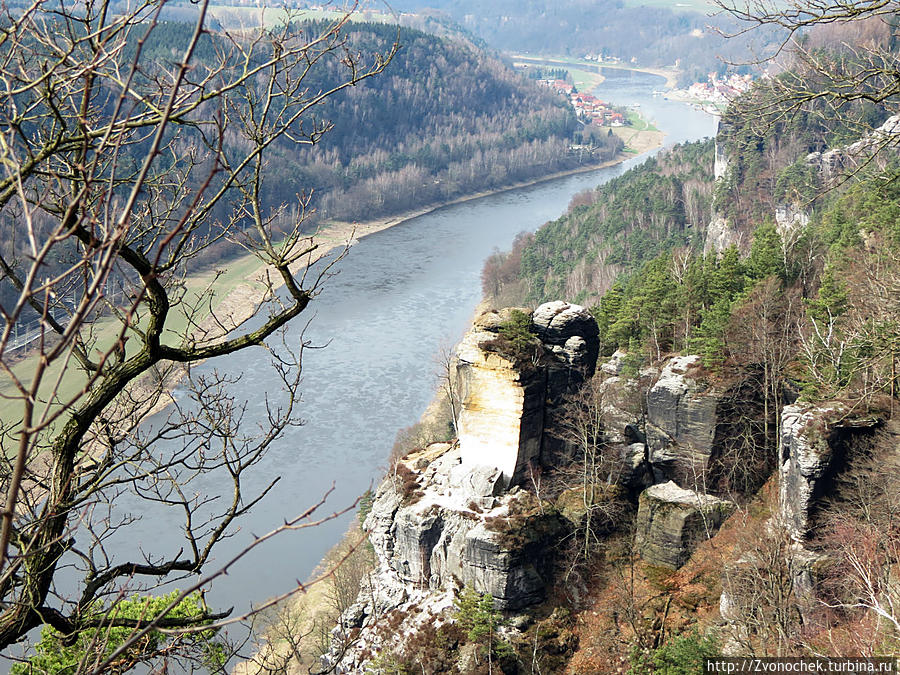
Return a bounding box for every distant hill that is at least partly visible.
[381,0,782,86]
[282,21,622,223]
[0,19,623,312]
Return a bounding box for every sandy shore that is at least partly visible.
[511,55,680,90]
[310,153,636,252]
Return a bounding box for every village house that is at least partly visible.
[536,77,627,127]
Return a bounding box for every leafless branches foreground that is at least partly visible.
[0,0,394,668]
[715,0,900,128]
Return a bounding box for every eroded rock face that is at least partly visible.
[456,331,546,485]
[704,216,745,254]
[806,114,900,181]
[645,355,719,485]
[320,443,563,670]
[365,444,564,610]
[714,119,732,181]
[456,302,599,485]
[775,203,810,236]
[531,300,600,376]
[636,480,735,569]
[595,369,652,491]
[779,403,881,538]
[778,404,835,539]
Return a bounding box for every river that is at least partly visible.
[66,69,717,655]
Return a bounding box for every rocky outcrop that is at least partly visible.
[530,300,600,378]
[714,119,732,181]
[806,114,900,181]
[320,441,565,670]
[645,355,719,485]
[705,120,743,254]
[320,304,601,670]
[455,331,546,486]
[456,302,599,485]
[774,203,810,236]
[596,364,652,491]
[636,481,735,569]
[369,446,530,604]
[704,215,744,254]
[779,403,882,538]
[365,441,565,609]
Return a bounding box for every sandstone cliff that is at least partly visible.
[321,303,893,671]
[455,301,598,486]
[320,302,599,671]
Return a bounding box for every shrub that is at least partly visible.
[483,309,544,365]
[11,592,222,675]
[392,464,423,505]
[453,588,515,665]
[358,488,375,524]
[629,629,718,675]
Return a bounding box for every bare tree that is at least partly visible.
[799,240,900,403]
[716,0,900,149]
[819,436,900,650]
[722,524,808,656]
[0,0,394,668]
[557,375,626,563]
[435,344,460,439]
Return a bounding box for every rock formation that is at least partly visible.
[645,355,719,484]
[704,215,745,254]
[779,402,882,538]
[774,203,810,236]
[595,358,653,490]
[636,480,735,569]
[364,443,562,610]
[714,119,732,181]
[456,302,598,485]
[805,114,900,181]
[321,303,599,670]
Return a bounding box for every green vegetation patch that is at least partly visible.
[517,139,715,306]
[12,592,222,675]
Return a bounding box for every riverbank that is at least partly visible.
[231,311,476,674]
[315,152,641,251]
[221,73,720,671]
[0,149,646,438]
[511,54,680,90]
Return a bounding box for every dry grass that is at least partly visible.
[233,519,375,675]
[563,479,778,673]
[613,126,666,155]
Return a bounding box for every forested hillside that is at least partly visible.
[136,20,618,224]
[462,14,900,668]
[0,18,621,313]
[482,140,715,308]
[490,101,900,396]
[385,0,778,86]
[293,22,622,221]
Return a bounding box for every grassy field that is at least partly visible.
[514,59,607,91]
[0,247,275,439]
[0,222,364,448]
[614,125,665,155]
[625,109,659,132]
